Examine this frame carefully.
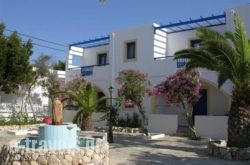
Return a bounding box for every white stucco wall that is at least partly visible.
[195,116,228,139]
[65,69,81,82]
[0,84,48,106]
[148,114,178,134]
[83,45,110,66]
[111,24,155,76]
[167,25,226,56]
[207,85,230,115]
[154,96,187,126]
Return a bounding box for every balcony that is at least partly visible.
[81,65,95,76]
[80,64,111,81]
[154,56,188,69]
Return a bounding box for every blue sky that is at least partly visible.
[0,0,249,63]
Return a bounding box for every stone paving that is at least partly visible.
[109,133,250,165]
[0,131,249,165]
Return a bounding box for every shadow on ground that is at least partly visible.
[109,134,249,165]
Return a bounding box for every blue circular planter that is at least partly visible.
[38,124,77,150]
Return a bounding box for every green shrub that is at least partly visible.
[0,111,42,126]
[184,131,201,140]
[0,118,7,125]
[114,112,141,128]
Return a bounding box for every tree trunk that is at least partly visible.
[27,84,37,121]
[80,115,94,131]
[137,103,148,136]
[28,93,37,121]
[227,86,250,148]
[182,102,199,139]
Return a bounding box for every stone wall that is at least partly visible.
[0,138,109,165]
[95,126,141,134]
[208,140,250,160]
[112,127,141,134]
[0,124,41,132]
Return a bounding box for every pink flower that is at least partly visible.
[153,69,201,105]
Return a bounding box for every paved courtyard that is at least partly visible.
[0,131,249,165]
[109,133,249,165]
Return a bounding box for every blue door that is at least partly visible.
[193,89,207,122]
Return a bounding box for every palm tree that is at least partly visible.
[64,82,103,131]
[174,15,250,148]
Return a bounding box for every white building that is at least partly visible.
[0,70,65,119]
[65,4,250,138]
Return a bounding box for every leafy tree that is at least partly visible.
[33,55,65,101]
[33,54,51,78]
[116,69,151,135]
[0,24,7,89]
[0,23,34,94]
[174,16,250,147]
[52,60,65,71]
[154,69,202,139]
[21,54,52,120]
[41,74,63,100]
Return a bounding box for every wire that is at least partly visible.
[32,43,66,52]
[5,28,68,52]
[5,29,67,47]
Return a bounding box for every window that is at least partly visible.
[97,53,107,66]
[125,41,136,60]
[190,39,202,48]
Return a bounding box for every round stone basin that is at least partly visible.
[0,124,109,164]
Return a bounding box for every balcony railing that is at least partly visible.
[81,65,94,76]
[81,63,109,76]
[176,58,188,68]
[154,56,188,69]
[81,59,187,76]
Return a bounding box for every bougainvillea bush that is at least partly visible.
[116,69,151,135]
[154,69,202,139]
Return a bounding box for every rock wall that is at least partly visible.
[0,138,109,165]
[0,124,41,132]
[208,140,250,160]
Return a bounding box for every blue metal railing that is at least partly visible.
[81,65,95,76]
[80,58,187,76]
[177,58,188,68]
[154,56,188,68]
[81,63,109,76]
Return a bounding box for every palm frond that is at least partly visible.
[217,72,229,88]
[72,110,82,124]
[174,17,250,88]
[175,49,219,71]
[196,27,225,43]
[232,16,250,61]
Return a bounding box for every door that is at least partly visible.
[193,89,207,122]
